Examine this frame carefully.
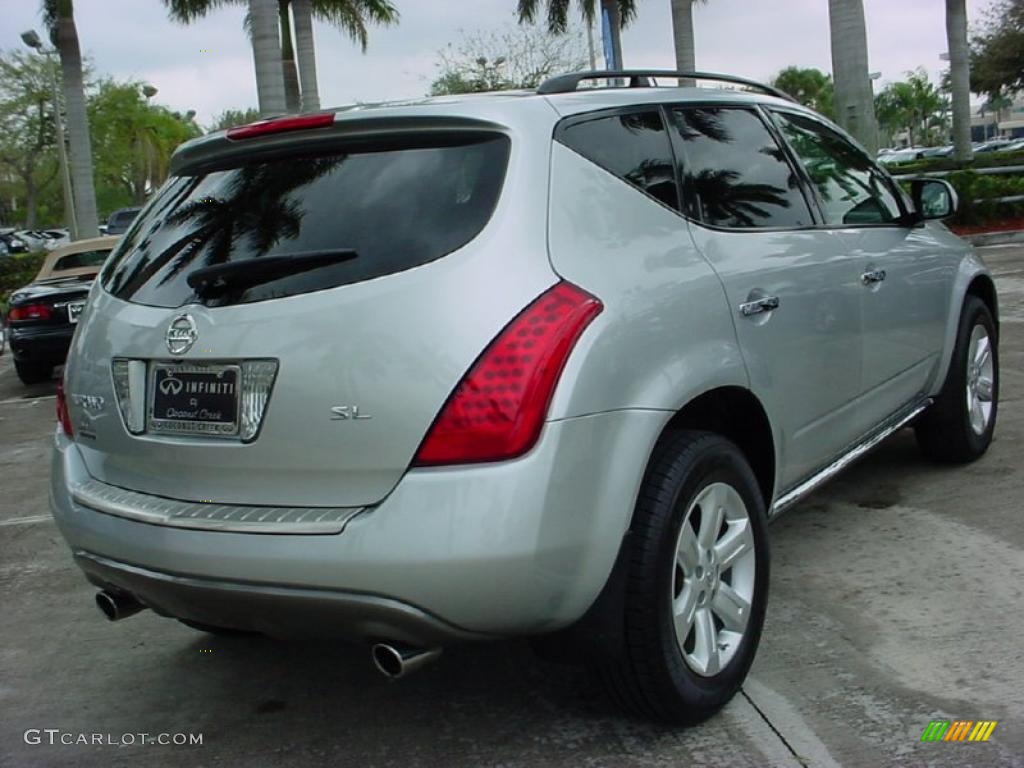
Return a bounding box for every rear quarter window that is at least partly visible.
[557,111,680,211]
[102,134,510,308]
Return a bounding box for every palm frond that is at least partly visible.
[161,0,239,24]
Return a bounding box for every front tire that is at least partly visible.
[601,430,769,724]
[915,295,998,463]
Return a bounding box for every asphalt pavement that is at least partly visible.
[1,246,1023,767]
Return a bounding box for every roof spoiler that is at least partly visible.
[537,70,796,102]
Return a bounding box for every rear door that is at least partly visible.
[770,110,957,427]
[667,105,864,487]
[65,129,554,508]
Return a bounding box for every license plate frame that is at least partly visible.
[148,362,241,438]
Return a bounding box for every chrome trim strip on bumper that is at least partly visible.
[70,478,364,534]
[771,399,932,517]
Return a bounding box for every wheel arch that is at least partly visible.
[656,386,776,507]
[966,273,999,337]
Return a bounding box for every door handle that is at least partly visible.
[861,269,887,285]
[739,296,780,316]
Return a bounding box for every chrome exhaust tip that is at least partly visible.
[371,643,442,680]
[95,590,145,621]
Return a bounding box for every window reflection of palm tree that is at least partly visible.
[112,157,344,301]
[686,169,791,227]
[674,108,731,143]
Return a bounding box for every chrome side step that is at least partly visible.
[770,399,932,517]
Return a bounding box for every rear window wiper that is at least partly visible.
[186,249,358,297]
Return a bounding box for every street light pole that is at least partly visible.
[22,30,77,239]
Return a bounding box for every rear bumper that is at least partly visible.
[10,324,74,365]
[50,409,668,641]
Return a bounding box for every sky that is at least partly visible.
[0,0,997,126]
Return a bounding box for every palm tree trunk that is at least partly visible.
[278,0,300,112]
[292,0,320,111]
[946,0,973,162]
[671,0,696,72]
[600,0,623,70]
[250,0,287,116]
[53,0,99,239]
[828,0,879,154]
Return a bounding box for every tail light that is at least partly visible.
[56,381,74,437]
[226,113,334,140]
[413,281,602,466]
[9,304,52,322]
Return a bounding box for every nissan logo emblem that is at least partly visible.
[166,314,198,355]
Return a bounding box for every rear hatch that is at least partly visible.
[64,117,555,507]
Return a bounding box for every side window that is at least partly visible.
[670,107,814,229]
[559,111,680,211]
[772,111,902,226]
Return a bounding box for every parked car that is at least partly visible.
[50,71,998,725]
[919,145,953,158]
[878,147,927,165]
[998,139,1024,153]
[103,207,141,235]
[6,236,119,384]
[974,139,1013,154]
[16,229,70,251]
[0,230,30,254]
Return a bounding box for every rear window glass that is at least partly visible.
[101,134,510,308]
[54,249,110,272]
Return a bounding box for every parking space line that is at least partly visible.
[0,514,53,527]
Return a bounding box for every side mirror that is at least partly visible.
[910,178,958,221]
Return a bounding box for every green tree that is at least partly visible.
[971,0,1024,97]
[208,107,262,131]
[516,0,637,71]
[430,23,588,96]
[0,50,60,228]
[828,0,879,153]
[42,0,100,238]
[771,67,835,119]
[88,80,201,209]
[875,69,944,148]
[946,0,973,162]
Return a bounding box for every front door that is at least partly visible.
[770,110,958,429]
[666,105,865,489]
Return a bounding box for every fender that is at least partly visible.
[927,248,998,398]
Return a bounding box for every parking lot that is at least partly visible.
[1,244,1022,768]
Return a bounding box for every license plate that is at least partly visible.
[68,302,85,323]
[149,363,240,437]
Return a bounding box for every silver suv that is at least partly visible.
[50,71,998,724]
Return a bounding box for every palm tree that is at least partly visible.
[42,0,99,238]
[292,0,319,110]
[670,0,708,74]
[249,0,287,114]
[828,0,879,154]
[164,0,397,114]
[945,0,973,162]
[516,0,637,70]
[291,0,398,112]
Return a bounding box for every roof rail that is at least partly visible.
[536,70,796,102]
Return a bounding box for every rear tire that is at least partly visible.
[600,430,769,725]
[915,296,998,463]
[15,360,53,385]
